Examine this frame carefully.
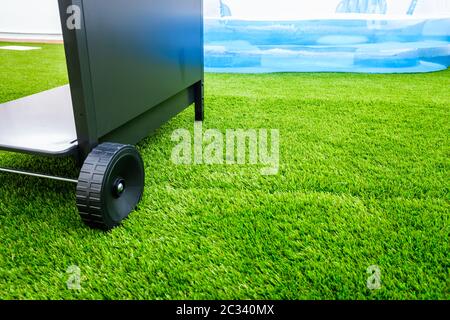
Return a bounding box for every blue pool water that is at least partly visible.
[204,18,450,73]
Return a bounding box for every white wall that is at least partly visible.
[0,0,62,40]
[0,0,449,41]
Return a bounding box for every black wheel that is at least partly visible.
[76,143,145,230]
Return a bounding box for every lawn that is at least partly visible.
[0,42,448,300]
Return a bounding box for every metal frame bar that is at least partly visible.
[0,167,78,184]
[59,0,99,160]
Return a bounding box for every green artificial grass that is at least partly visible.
[0,42,448,300]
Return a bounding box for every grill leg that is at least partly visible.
[194,80,204,122]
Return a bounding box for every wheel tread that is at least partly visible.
[76,143,130,230]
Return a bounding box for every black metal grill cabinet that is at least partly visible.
[0,0,204,230]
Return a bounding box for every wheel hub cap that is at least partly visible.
[113,178,126,198]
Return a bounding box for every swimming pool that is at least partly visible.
[204,0,450,73]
